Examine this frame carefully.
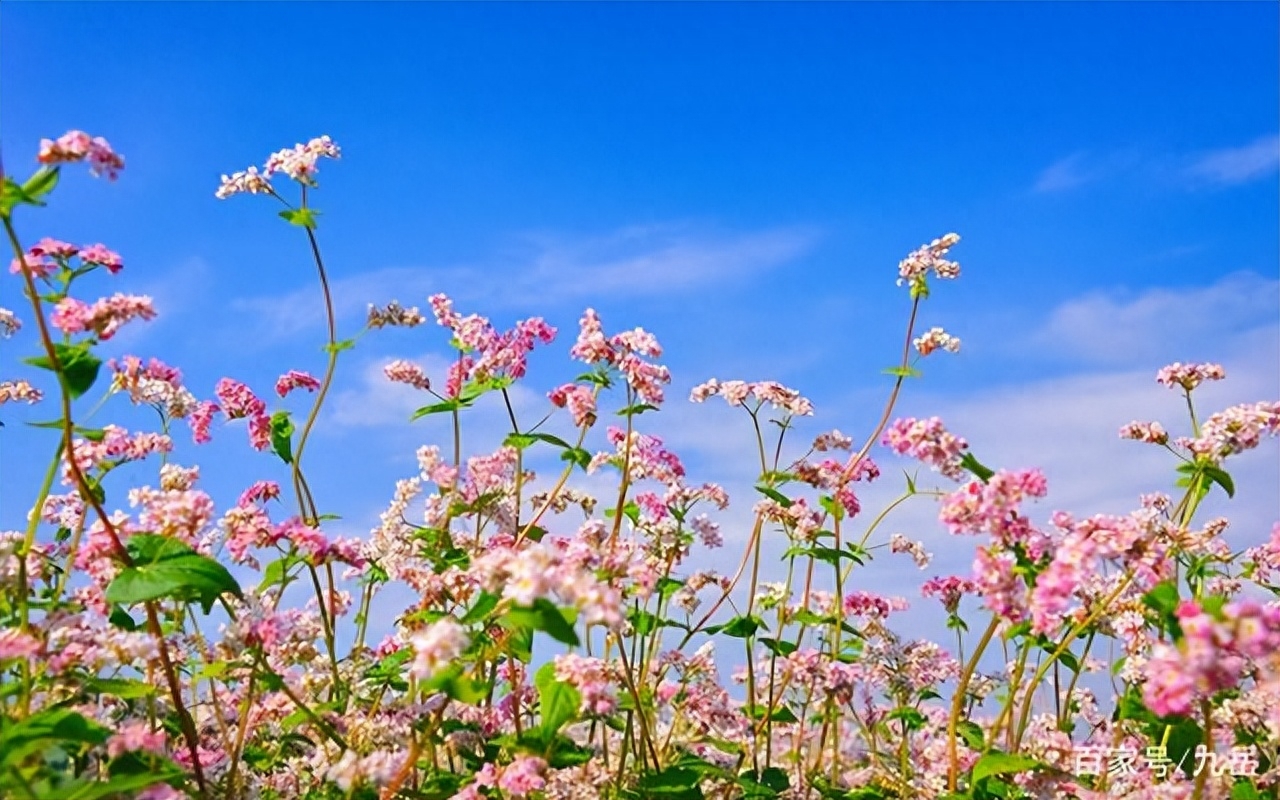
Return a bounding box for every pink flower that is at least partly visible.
[106,721,167,759]
[0,629,41,662]
[215,379,267,420]
[1155,361,1226,392]
[408,618,469,680]
[1119,420,1168,444]
[384,359,431,390]
[215,167,272,199]
[0,308,19,337]
[690,379,813,416]
[897,233,961,286]
[882,416,969,480]
[913,326,961,356]
[187,400,220,444]
[0,380,42,405]
[50,293,156,340]
[275,369,321,397]
[263,135,340,183]
[78,243,124,273]
[548,383,597,426]
[31,238,79,259]
[37,130,125,179]
[238,480,281,507]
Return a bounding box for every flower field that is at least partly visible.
[1,131,1279,800]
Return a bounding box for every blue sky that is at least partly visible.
[2,3,1278,647]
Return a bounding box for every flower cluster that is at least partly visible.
[37,130,125,179]
[689,378,814,416]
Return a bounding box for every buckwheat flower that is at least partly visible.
[1155,361,1226,392]
[247,412,272,451]
[106,721,167,759]
[1182,400,1280,463]
[9,252,55,278]
[275,369,321,397]
[921,575,976,614]
[37,130,125,179]
[30,237,80,259]
[408,618,469,680]
[548,383,597,427]
[215,166,272,199]
[691,514,723,548]
[0,379,42,405]
[890,533,931,567]
[187,399,219,444]
[0,629,41,662]
[383,359,431,390]
[238,480,281,507]
[498,755,548,798]
[913,326,961,356]
[0,308,19,337]
[813,429,853,452]
[1119,420,1169,444]
[897,233,961,286]
[215,378,267,420]
[50,293,156,340]
[263,135,340,184]
[367,300,426,329]
[78,243,124,273]
[882,416,969,480]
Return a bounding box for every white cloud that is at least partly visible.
[1031,136,1280,193]
[230,223,820,342]
[1033,153,1098,193]
[1186,135,1280,186]
[1023,271,1279,367]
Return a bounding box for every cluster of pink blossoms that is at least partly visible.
[50,293,156,341]
[9,238,124,278]
[383,359,431,390]
[275,369,321,397]
[37,130,125,180]
[882,416,970,480]
[0,379,42,405]
[1156,361,1226,392]
[64,425,173,483]
[897,232,961,285]
[570,309,670,404]
[689,378,814,416]
[428,293,557,393]
[591,426,686,486]
[913,326,961,356]
[0,307,19,337]
[216,135,340,197]
[1143,600,1280,717]
[1180,400,1280,463]
[214,377,271,450]
[547,382,597,426]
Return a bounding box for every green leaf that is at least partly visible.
[270,410,294,465]
[279,207,319,228]
[535,661,581,736]
[759,637,798,657]
[630,608,659,636]
[636,766,704,798]
[561,446,591,471]
[970,751,1042,785]
[322,338,356,355]
[24,343,102,399]
[755,485,792,507]
[105,534,242,612]
[22,167,60,203]
[461,591,500,624]
[0,709,110,768]
[617,403,659,417]
[82,677,157,699]
[886,706,928,730]
[882,365,922,378]
[959,452,994,483]
[1203,465,1235,498]
[503,598,580,647]
[956,719,985,750]
[721,614,763,639]
[412,398,463,419]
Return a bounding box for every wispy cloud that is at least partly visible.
[1032,135,1280,193]
[1185,135,1280,186]
[231,223,821,342]
[1023,271,1279,367]
[1033,153,1099,193]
